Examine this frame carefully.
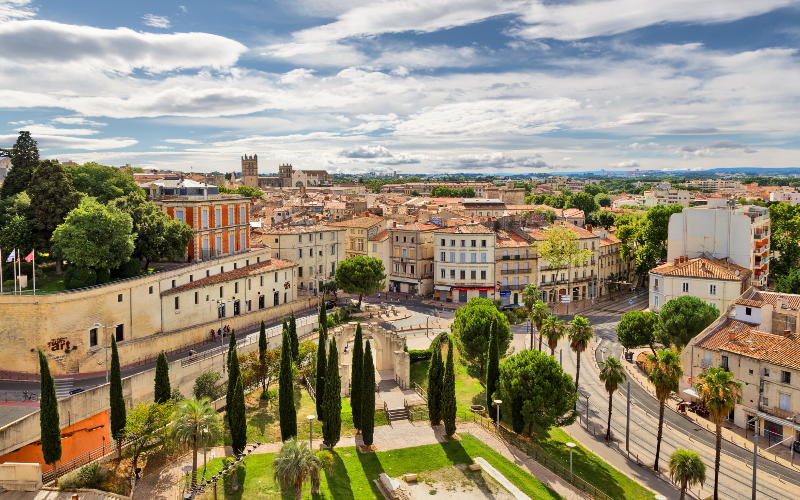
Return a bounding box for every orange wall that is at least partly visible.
[0,410,110,472]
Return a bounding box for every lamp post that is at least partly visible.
[493,399,502,433]
[566,442,576,482]
[94,323,111,384]
[307,415,315,448]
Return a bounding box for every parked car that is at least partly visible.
[793,440,800,454]
[68,388,84,396]
[501,304,521,311]
[325,299,337,309]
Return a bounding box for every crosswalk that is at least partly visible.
[54,378,74,399]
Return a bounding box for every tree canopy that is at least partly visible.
[776,267,800,294]
[218,185,264,199]
[430,185,476,198]
[616,204,683,276]
[616,310,658,353]
[0,131,38,199]
[656,295,719,350]
[64,162,142,204]
[769,202,800,278]
[27,159,82,253]
[567,192,599,215]
[594,193,611,207]
[334,255,386,308]
[536,224,591,269]
[451,297,511,382]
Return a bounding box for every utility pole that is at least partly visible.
[752,419,758,500]
[625,380,630,452]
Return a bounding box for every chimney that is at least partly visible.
[729,331,736,341]
[586,224,593,232]
[785,330,792,337]
[674,258,679,265]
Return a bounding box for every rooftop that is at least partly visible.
[433,223,494,234]
[650,256,751,281]
[162,258,297,296]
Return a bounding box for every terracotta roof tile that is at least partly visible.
[369,229,389,241]
[162,258,297,296]
[696,319,758,351]
[650,256,751,281]
[328,216,386,228]
[433,224,494,234]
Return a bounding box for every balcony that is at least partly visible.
[540,264,567,271]
[501,268,531,274]
[499,284,525,291]
[653,285,659,292]
[754,232,765,240]
[700,360,712,369]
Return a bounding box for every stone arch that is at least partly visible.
[331,322,410,395]
[295,181,304,188]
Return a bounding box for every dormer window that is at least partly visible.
[745,307,752,316]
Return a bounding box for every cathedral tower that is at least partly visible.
[241,154,258,188]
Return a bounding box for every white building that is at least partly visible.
[667,207,770,288]
[649,256,751,313]
[643,188,691,207]
[770,191,800,204]
[368,229,392,292]
[433,224,496,303]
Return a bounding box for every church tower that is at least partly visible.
[278,163,293,187]
[241,154,258,188]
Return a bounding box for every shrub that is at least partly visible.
[58,469,82,490]
[95,268,111,285]
[112,258,142,280]
[408,349,432,363]
[77,462,105,489]
[193,371,222,401]
[170,388,185,403]
[65,267,97,289]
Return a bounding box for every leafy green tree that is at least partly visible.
[154,351,171,404]
[124,401,175,473]
[568,316,593,396]
[536,225,592,301]
[458,187,476,198]
[0,191,32,227]
[0,214,33,256]
[109,336,126,457]
[227,328,237,371]
[51,197,134,270]
[594,193,611,207]
[616,311,658,354]
[583,184,606,197]
[226,341,241,431]
[38,348,62,478]
[229,375,247,454]
[111,191,191,269]
[520,283,540,314]
[529,300,549,351]
[592,210,616,229]
[362,341,376,446]
[442,337,457,438]
[350,322,364,430]
[567,192,599,215]
[1,131,38,199]
[769,202,800,277]
[258,320,268,392]
[696,367,743,500]
[193,370,222,401]
[322,337,342,449]
[655,295,718,350]
[27,160,82,271]
[486,319,500,418]
[170,397,220,488]
[776,267,800,294]
[646,350,683,472]
[236,186,264,199]
[668,449,706,500]
[430,185,453,197]
[315,316,327,419]
[289,311,299,364]
[64,162,142,204]
[542,315,565,356]
[279,328,297,441]
[334,255,386,308]
[451,297,511,382]
[496,349,577,436]
[427,345,444,425]
[273,438,330,499]
[598,356,626,441]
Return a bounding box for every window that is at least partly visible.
[319,265,323,274]
[174,296,180,310]
[235,282,239,294]
[298,266,303,277]
[481,253,486,263]
[460,253,466,263]
[403,236,407,243]
[89,328,98,347]
[471,240,476,247]
[481,240,486,247]
[450,252,455,262]
[410,265,415,274]
[240,206,246,224]
[274,291,279,306]
[118,294,123,302]
[471,270,476,280]
[441,239,446,246]
[215,208,221,227]
[395,264,400,272]
[411,237,415,243]
[460,270,466,279]
[460,240,465,247]
[764,397,769,407]
[299,248,303,259]
[229,207,234,224]
[149,286,153,294]
[654,296,659,307]
[481,270,486,280]
[331,232,335,240]
[219,286,224,298]
[441,269,446,278]
[259,295,265,309]
[308,234,313,242]
[764,368,771,377]
[782,371,792,384]
[450,269,456,279]
[746,307,752,316]
[189,274,194,282]
[202,209,208,229]
[721,355,729,369]
[175,209,184,223]
[373,244,378,252]
[195,292,199,304]
[709,284,717,296]
[471,253,476,263]
[115,324,124,342]
[440,252,446,262]
[395,236,399,242]
[450,240,455,247]
[682,282,689,293]
[780,393,791,412]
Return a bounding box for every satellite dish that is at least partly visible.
[735,270,740,276]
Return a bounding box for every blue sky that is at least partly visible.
[1,0,799,175]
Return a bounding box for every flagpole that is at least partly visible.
[12,250,16,295]
[32,250,35,296]
[0,247,3,295]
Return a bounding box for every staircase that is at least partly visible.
[385,407,409,422]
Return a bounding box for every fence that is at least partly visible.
[42,438,129,484]
[413,382,428,402]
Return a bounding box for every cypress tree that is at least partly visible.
[38,349,61,476]
[442,336,457,438]
[278,328,297,441]
[282,317,288,337]
[1,131,39,199]
[315,326,327,419]
[486,319,500,420]
[322,337,341,449]
[153,351,171,404]
[427,346,443,425]
[230,375,247,454]
[319,302,328,335]
[350,322,364,430]
[361,341,376,447]
[109,336,126,455]
[258,320,267,393]
[289,311,299,364]
[226,344,241,430]
[227,328,237,371]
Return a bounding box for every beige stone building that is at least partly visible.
[531,225,600,305]
[329,215,388,258]
[368,229,391,291]
[388,222,438,295]
[494,229,535,306]
[433,224,496,303]
[649,256,751,313]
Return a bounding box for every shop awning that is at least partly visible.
[390,278,418,285]
[682,387,699,399]
[434,285,451,291]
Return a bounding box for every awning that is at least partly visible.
[390,279,418,285]
[682,387,699,399]
[757,412,800,431]
[434,285,450,291]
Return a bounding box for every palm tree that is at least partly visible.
[598,356,627,441]
[568,315,593,395]
[696,366,742,500]
[541,315,564,356]
[646,349,683,472]
[170,397,221,489]
[273,437,325,500]
[521,283,540,314]
[668,448,706,500]
[310,450,335,495]
[529,300,549,351]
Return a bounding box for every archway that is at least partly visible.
[331,322,410,395]
[295,181,304,188]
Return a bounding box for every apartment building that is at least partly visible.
[683,179,743,193]
[494,230,535,306]
[594,226,630,294]
[770,191,800,204]
[368,230,391,292]
[649,256,751,313]
[256,225,345,295]
[379,182,493,197]
[459,199,507,218]
[433,224,496,303]
[388,222,438,295]
[531,225,600,305]
[681,288,800,446]
[328,215,387,258]
[643,188,691,207]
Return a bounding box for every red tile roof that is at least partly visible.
[162,259,297,296]
[433,224,494,234]
[650,256,751,282]
[696,319,758,351]
[369,229,389,241]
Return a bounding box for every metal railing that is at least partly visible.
[413,382,428,402]
[42,438,129,484]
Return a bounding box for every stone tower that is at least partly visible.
[241,154,258,188]
[278,164,293,187]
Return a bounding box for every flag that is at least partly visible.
[5,250,14,263]
[24,251,33,263]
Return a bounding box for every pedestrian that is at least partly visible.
[218,327,222,338]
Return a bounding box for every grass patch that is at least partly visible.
[198,434,560,500]
[410,344,485,412]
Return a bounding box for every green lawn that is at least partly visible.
[198,433,561,500]
[410,344,485,412]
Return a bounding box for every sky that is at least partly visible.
[1,0,800,175]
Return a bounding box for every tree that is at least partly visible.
[279,328,297,441]
[124,401,175,474]
[568,316,593,396]
[109,336,126,457]
[1,131,38,199]
[486,319,501,419]
[655,295,718,350]
[362,341,376,446]
[229,375,247,455]
[633,204,684,275]
[0,191,32,228]
[51,197,134,270]
[193,370,222,401]
[273,437,323,500]
[668,449,706,500]
[350,322,364,430]
[696,367,742,500]
[310,450,334,495]
[451,297,511,382]
[427,344,444,425]
[616,311,658,354]
[334,255,386,308]
[541,315,564,356]
[646,350,683,472]
[520,283,540,314]
[775,266,800,294]
[442,336,457,438]
[236,186,264,199]
[583,184,606,197]
[170,397,220,488]
[38,348,62,478]
[226,339,241,431]
[286,312,298,364]
[529,300,549,351]
[315,322,327,420]
[591,210,616,229]
[322,337,342,449]
[598,356,626,441]
[227,328,237,371]
[567,192,599,215]
[769,202,800,277]
[537,225,591,310]
[111,191,192,269]
[27,160,82,270]
[64,162,142,204]
[496,349,577,436]
[259,320,268,393]
[594,193,611,208]
[154,351,171,404]
[0,215,33,257]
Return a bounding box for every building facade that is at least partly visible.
[241,154,259,188]
[368,230,391,292]
[433,224,496,303]
[643,188,691,207]
[494,229,535,306]
[329,216,387,258]
[649,256,751,313]
[533,225,600,305]
[388,222,437,295]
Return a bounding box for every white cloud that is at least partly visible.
[0,0,34,22]
[143,14,171,29]
[279,68,315,84]
[339,144,393,158]
[51,116,107,126]
[179,6,187,13]
[0,134,136,150]
[444,153,549,170]
[152,145,173,149]
[609,160,640,168]
[164,138,202,144]
[350,113,402,133]
[563,157,572,161]
[0,20,247,73]
[374,45,480,69]
[16,124,100,136]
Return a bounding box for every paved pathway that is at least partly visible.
[474,457,530,500]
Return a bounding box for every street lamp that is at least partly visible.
[94,323,112,384]
[307,415,315,448]
[566,442,576,482]
[493,399,502,433]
